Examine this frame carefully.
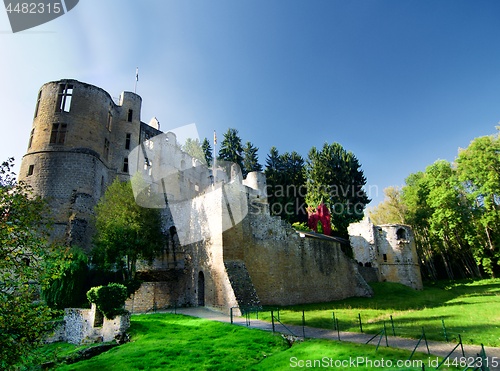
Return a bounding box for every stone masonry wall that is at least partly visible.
[63,304,130,345]
[348,219,423,290]
[223,212,373,306]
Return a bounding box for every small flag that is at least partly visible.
[136,67,139,82]
[214,130,217,145]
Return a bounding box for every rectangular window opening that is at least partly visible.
[383,254,388,262]
[123,157,129,173]
[127,109,133,122]
[107,111,113,132]
[104,138,110,161]
[27,164,34,176]
[125,133,131,150]
[28,129,35,149]
[49,123,67,144]
[56,84,74,113]
[34,90,42,118]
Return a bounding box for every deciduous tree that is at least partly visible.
[92,178,165,281]
[0,158,66,369]
[457,133,500,276]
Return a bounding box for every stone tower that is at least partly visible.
[348,218,423,290]
[18,79,160,249]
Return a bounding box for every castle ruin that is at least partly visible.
[19,79,421,314]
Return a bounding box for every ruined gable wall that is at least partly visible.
[376,225,423,290]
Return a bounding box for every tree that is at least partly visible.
[218,128,244,172]
[400,161,481,280]
[201,137,213,167]
[182,138,206,164]
[265,148,307,223]
[368,186,406,225]
[42,247,90,309]
[457,133,500,277]
[305,143,370,237]
[93,178,165,281]
[242,141,263,177]
[0,158,66,369]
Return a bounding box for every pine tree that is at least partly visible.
[201,138,213,167]
[265,148,307,223]
[218,128,244,173]
[305,142,370,237]
[242,141,262,177]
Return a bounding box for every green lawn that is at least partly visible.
[27,279,498,369]
[45,314,458,371]
[256,279,500,347]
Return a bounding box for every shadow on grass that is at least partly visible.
[266,279,500,312]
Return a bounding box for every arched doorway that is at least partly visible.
[197,271,205,306]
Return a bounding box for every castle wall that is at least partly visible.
[223,212,373,306]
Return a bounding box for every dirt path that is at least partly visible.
[173,307,500,370]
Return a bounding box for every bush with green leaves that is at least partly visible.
[86,283,128,319]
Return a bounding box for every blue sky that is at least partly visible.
[1,0,500,207]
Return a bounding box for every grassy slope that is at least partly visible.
[257,279,500,347]
[52,314,458,371]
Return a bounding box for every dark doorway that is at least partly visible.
[197,271,205,306]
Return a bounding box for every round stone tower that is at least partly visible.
[19,79,143,249]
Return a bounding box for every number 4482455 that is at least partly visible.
[5,2,62,14]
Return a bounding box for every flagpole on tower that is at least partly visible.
[134,67,139,93]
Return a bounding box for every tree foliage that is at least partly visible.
[372,130,500,279]
[0,158,66,369]
[305,143,370,237]
[400,160,480,280]
[201,137,213,167]
[182,138,206,164]
[87,283,128,319]
[368,186,406,225]
[92,178,165,281]
[265,147,307,223]
[217,128,244,173]
[42,247,90,309]
[456,132,500,277]
[242,141,263,177]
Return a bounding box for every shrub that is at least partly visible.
[86,283,128,319]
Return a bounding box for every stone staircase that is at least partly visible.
[224,260,261,311]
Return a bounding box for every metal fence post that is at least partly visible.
[336,318,340,341]
[383,322,388,347]
[302,310,306,339]
[390,315,396,336]
[441,319,449,342]
[358,313,363,333]
[271,310,275,333]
